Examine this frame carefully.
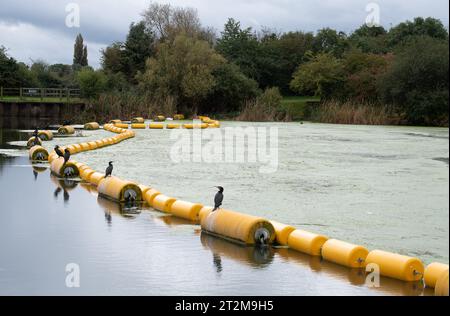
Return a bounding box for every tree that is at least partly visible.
[142,2,210,41]
[73,34,88,67]
[204,62,260,113]
[1,46,35,87]
[216,18,261,81]
[290,53,345,98]
[313,28,349,57]
[342,49,391,101]
[123,21,155,81]
[388,17,449,47]
[349,24,389,54]
[101,42,125,74]
[378,36,449,125]
[76,68,107,98]
[138,35,225,112]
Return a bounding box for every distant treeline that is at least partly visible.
[0,2,448,126]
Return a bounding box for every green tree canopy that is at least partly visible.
[290,53,345,97]
[378,36,449,125]
[73,34,88,67]
[138,35,225,112]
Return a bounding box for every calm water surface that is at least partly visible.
[0,120,447,296]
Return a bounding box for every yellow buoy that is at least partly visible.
[424,263,449,288]
[154,115,166,122]
[80,168,95,181]
[29,145,49,161]
[66,145,79,155]
[144,188,161,206]
[149,123,164,129]
[201,209,276,245]
[170,200,204,222]
[97,176,142,203]
[365,250,424,282]
[138,185,152,196]
[199,206,214,222]
[27,137,42,148]
[50,159,79,178]
[166,123,181,129]
[38,130,53,141]
[435,270,449,296]
[114,123,129,129]
[84,122,100,130]
[88,172,106,186]
[58,125,75,135]
[109,119,122,124]
[287,230,328,256]
[131,123,146,129]
[87,141,98,150]
[152,194,177,212]
[79,143,91,152]
[269,221,296,246]
[131,117,145,124]
[173,114,185,120]
[322,239,369,268]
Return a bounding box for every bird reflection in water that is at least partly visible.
[96,195,142,225]
[213,253,223,274]
[32,165,47,181]
[200,233,274,275]
[50,176,78,205]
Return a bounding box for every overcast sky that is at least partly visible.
[0,0,448,68]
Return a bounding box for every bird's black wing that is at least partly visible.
[214,192,223,208]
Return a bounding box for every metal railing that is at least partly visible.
[0,87,81,102]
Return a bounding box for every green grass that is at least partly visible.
[0,96,82,103]
[280,96,321,121]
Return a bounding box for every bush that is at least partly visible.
[236,87,288,121]
[378,36,449,125]
[76,68,108,99]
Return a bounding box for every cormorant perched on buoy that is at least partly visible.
[105,161,113,178]
[212,186,224,212]
[63,148,71,164]
[55,146,64,158]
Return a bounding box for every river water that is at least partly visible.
[0,119,447,296]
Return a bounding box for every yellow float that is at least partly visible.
[149,123,164,129]
[365,250,424,282]
[50,158,79,178]
[114,123,129,129]
[84,122,100,130]
[424,262,449,288]
[131,123,146,129]
[322,239,369,268]
[170,200,204,222]
[144,188,161,206]
[97,176,142,203]
[435,270,449,296]
[166,123,181,129]
[131,117,145,124]
[287,230,328,256]
[152,194,177,212]
[27,137,42,148]
[270,221,296,246]
[173,114,185,120]
[29,145,49,161]
[58,125,75,135]
[154,115,166,122]
[88,172,105,186]
[38,130,53,141]
[200,209,276,245]
[109,119,122,124]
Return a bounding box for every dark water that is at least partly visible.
[0,125,436,296]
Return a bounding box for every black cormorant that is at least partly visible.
[63,148,71,164]
[212,186,224,212]
[55,146,64,158]
[105,161,113,177]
